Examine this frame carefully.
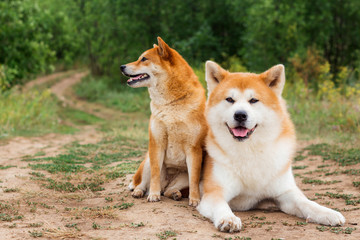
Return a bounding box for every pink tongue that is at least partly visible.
[231,127,249,137]
[129,75,142,81]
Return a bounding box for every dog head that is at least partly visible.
[205,61,287,143]
[121,37,175,88]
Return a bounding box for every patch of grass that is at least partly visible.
[302,178,341,185]
[29,172,45,178]
[315,192,354,200]
[316,226,356,234]
[74,75,151,115]
[342,169,360,175]
[0,165,16,170]
[3,188,20,193]
[292,165,308,170]
[353,182,360,187]
[0,89,76,138]
[25,136,146,175]
[92,222,101,229]
[29,222,44,228]
[58,107,103,125]
[43,178,104,192]
[156,230,177,240]
[130,222,145,228]
[29,230,43,238]
[305,143,360,166]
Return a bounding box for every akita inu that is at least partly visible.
[121,37,207,206]
[197,61,345,232]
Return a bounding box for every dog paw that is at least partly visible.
[147,193,161,202]
[307,209,345,226]
[131,188,144,198]
[164,189,182,201]
[216,216,242,233]
[188,198,200,207]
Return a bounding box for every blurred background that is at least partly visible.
[0,0,359,143]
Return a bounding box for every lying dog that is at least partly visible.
[197,61,345,232]
[121,37,207,206]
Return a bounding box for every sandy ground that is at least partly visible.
[0,72,359,239]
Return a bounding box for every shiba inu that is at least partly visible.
[197,61,345,232]
[121,37,207,206]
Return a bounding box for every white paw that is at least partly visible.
[132,188,144,198]
[147,192,161,202]
[216,215,242,232]
[188,198,200,207]
[307,209,345,226]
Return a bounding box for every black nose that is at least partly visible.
[234,111,247,122]
[120,65,126,71]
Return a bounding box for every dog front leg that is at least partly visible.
[198,194,241,232]
[277,186,345,226]
[147,133,165,202]
[186,146,202,206]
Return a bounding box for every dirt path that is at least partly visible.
[0,72,359,239]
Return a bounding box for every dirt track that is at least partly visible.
[0,72,359,239]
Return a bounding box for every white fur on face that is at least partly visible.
[207,88,282,144]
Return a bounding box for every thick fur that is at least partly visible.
[122,37,207,206]
[197,61,345,232]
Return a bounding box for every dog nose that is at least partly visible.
[120,65,126,71]
[234,111,247,122]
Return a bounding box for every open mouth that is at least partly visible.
[125,73,150,85]
[226,124,257,141]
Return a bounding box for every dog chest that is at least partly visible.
[164,142,187,170]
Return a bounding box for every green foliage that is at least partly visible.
[0,0,82,90]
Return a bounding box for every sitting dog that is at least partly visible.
[121,37,207,206]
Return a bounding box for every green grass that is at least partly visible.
[0,165,16,170]
[58,107,103,125]
[305,143,360,166]
[156,230,177,240]
[74,75,151,115]
[302,178,341,185]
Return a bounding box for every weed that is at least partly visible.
[353,182,360,188]
[3,188,20,193]
[113,202,134,210]
[296,221,308,226]
[29,222,44,228]
[105,197,113,202]
[316,226,357,234]
[292,165,308,170]
[156,230,177,240]
[29,172,45,178]
[29,230,43,238]
[130,222,145,228]
[302,178,341,185]
[0,165,16,170]
[92,222,101,229]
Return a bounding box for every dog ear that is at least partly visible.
[157,37,172,60]
[205,61,228,96]
[260,64,285,96]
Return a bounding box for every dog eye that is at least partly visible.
[141,57,148,62]
[225,97,235,104]
[249,98,259,104]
